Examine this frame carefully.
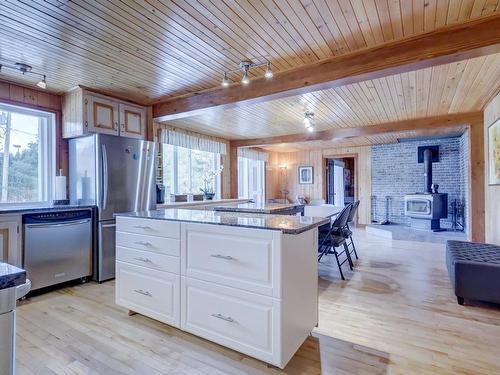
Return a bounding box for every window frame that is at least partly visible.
[0,102,56,208]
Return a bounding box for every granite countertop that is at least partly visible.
[156,198,251,209]
[116,208,329,235]
[0,204,95,215]
[213,202,304,214]
[0,263,26,290]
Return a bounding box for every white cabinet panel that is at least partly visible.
[117,217,180,239]
[116,232,180,256]
[182,277,278,365]
[185,225,277,296]
[116,262,180,327]
[116,246,180,274]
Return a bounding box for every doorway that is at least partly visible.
[326,157,355,206]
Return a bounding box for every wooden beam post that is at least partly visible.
[468,117,486,242]
[229,143,238,199]
[153,14,500,121]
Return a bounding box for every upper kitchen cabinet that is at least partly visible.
[62,87,146,139]
[118,103,146,139]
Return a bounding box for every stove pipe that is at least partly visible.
[423,148,432,193]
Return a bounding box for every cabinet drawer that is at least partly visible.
[116,262,180,327]
[182,278,278,363]
[116,231,180,256]
[116,247,180,274]
[185,225,277,296]
[117,217,180,239]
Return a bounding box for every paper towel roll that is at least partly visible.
[81,176,91,201]
[55,175,67,200]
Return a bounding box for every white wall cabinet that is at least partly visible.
[62,87,147,139]
[115,217,318,369]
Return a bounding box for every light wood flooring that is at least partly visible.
[15,230,500,375]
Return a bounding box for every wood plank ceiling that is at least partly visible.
[0,0,499,104]
[162,54,500,139]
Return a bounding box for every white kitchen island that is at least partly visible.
[114,209,328,369]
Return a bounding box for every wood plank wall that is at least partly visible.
[266,146,372,225]
[0,80,67,174]
[484,92,500,245]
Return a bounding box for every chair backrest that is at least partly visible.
[347,200,360,223]
[331,203,352,231]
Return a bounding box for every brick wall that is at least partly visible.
[371,135,469,231]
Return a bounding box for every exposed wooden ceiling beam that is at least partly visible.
[153,14,500,122]
[230,112,483,148]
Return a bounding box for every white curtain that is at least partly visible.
[237,148,269,162]
[160,128,227,155]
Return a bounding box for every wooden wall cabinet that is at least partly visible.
[0,215,22,267]
[62,87,146,139]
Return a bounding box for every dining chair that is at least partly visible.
[317,203,353,280]
[342,200,360,261]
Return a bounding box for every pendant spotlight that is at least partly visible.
[304,111,316,132]
[0,62,48,89]
[221,58,273,87]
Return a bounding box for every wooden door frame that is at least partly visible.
[322,153,360,224]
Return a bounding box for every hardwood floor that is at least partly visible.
[15,230,500,374]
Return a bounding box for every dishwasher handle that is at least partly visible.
[25,218,91,229]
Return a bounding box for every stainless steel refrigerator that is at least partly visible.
[69,134,156,282]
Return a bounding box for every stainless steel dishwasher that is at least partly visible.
[23,210,92,291]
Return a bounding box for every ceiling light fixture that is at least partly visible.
[221,72,230,87]
[221,57,273,87]
[37,75,47,89]
[0,61,48,89]
[304,111,315,132]
[264,62,273,79]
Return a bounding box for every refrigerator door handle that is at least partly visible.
[101,144,109,211]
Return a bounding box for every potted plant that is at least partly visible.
[200,165,224,200]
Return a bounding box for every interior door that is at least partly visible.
[249,159,265,203]
[333,165,345,207]
[119,103,146,139]
[85,94,119,136]
[327,159,345,206]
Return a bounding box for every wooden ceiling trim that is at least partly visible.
[153,13,500,121]
[230,112,482,147]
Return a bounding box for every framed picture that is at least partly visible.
[298,166,314,184]
[488,118,500,185]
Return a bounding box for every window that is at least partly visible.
[0,103,55,206]
[161,144,221,197]
[238,156,265,203]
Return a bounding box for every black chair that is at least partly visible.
[317,203,353,280]
[342,200,360,261]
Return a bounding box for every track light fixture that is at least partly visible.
[221,72,230,87]
[0,62,47,89]
[304,111,315,132]
[221,58,273,87]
